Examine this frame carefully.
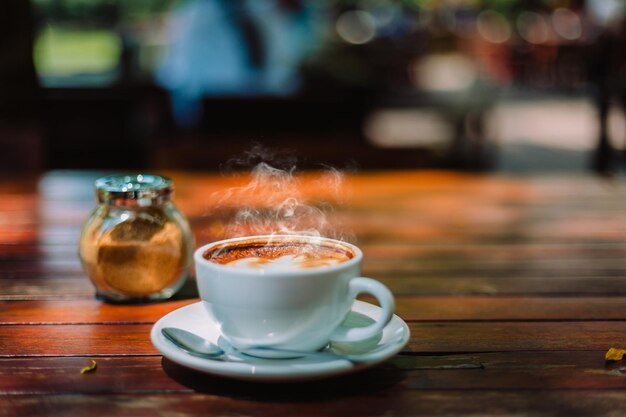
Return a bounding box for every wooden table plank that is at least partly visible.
[5,242,626,261]
[3,275,626,301]
[405,321,626,353]
[5,296,626,324]
[1,321,625,356]
[0,278,94,300]
[0,325,158,357]
[1,351,626,395]
[379,276,626,296]
[6,256,626,275]
[0,300,196,324]
[394,296,626,321]
[9,222,626,245]
[5,391,626,417]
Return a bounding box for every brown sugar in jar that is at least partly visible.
[79,175,193,303]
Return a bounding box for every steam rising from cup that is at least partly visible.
[211,159,350,242]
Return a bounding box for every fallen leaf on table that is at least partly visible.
[605,348,626,361]
[80,360,98,374]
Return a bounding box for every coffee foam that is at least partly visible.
[225,254,344,270]
[204,237,354,270]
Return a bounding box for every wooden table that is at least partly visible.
[2,170,626,416]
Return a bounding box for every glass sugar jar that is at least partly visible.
[79,174,193,303]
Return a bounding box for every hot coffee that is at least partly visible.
[203,236,354,270]
[194,235,395,353]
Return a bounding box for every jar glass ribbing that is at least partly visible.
[78,174,193,303]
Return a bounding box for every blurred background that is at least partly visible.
[0,0,625,174]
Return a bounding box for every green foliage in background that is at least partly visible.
[34,26,120,76]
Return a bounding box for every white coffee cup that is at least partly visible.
[194,235,395,353]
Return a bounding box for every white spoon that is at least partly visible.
[161,327,360,362]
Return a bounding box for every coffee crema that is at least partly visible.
[203,237,354,270]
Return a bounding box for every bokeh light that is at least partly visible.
[477,10,511,44]
[552,8,582,41]
[411,53,477,92]
[336,10,377,45]
[517,11,550,44]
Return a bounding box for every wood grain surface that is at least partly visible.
[2,170,626,417]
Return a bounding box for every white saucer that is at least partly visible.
[151,300,410,382]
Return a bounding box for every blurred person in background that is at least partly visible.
[587,0,626,173]
[155,0,321,128]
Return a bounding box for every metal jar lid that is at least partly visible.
[95,174,173,206]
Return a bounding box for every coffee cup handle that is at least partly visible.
[330,277,395,343]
